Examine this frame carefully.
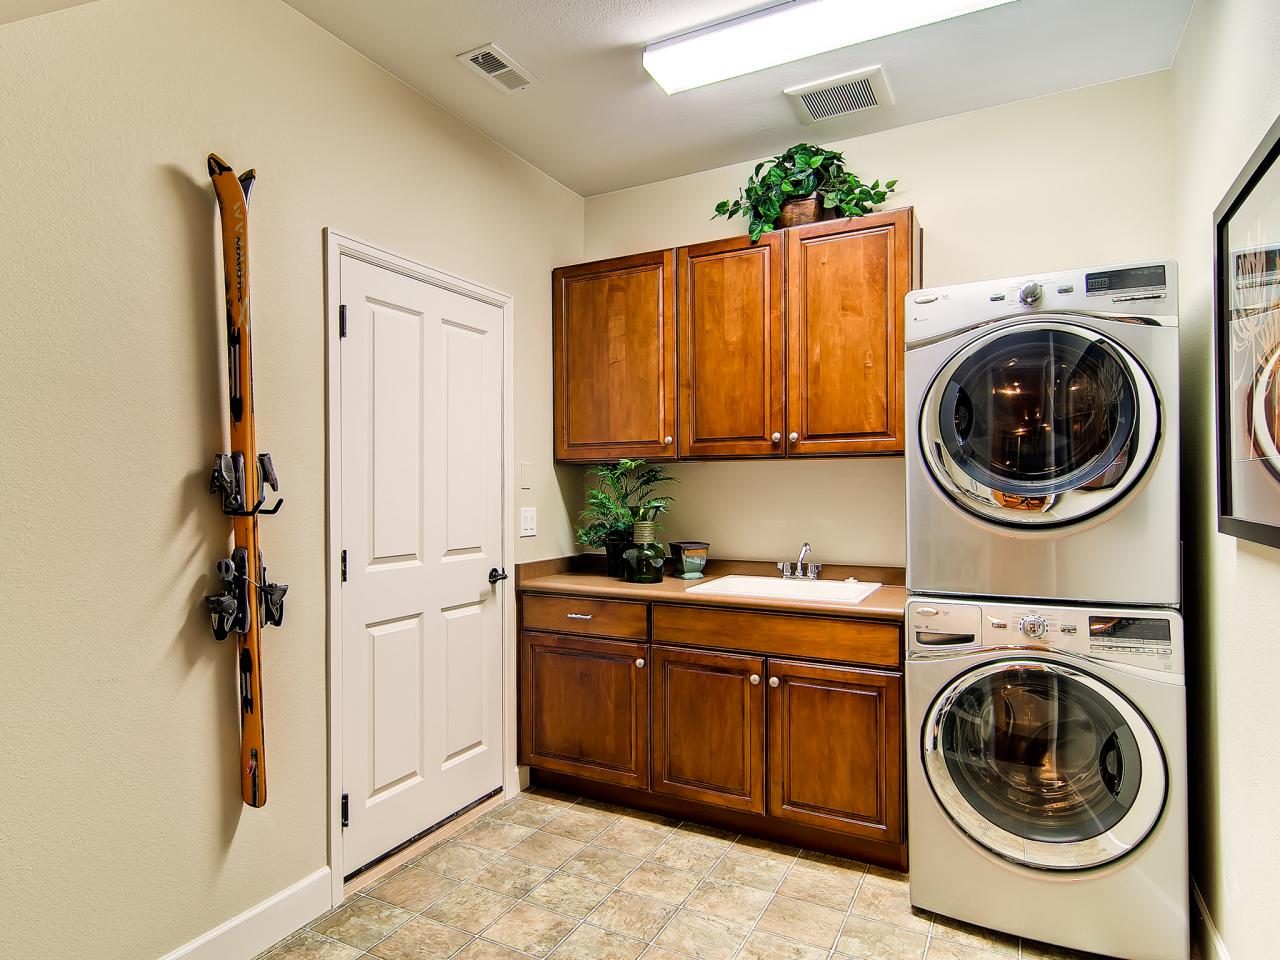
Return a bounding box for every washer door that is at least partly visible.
[922,660,1166,870]
[920,320,1160,526]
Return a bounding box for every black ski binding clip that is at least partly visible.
[205,548,289,642]
[209,451,284,516]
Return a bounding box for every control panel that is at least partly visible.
[907,597,1184,677]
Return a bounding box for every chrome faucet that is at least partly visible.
[778,542,822,580]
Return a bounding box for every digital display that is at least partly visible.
[1088,616,1171,643]
[1084,265,1166,293]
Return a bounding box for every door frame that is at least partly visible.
[322,229,517,904]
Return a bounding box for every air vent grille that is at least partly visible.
[457,43,537,92]
[785,67,892,124]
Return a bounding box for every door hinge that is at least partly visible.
[339,304,347,339]
[340,549,348,582]
[341,792,349,828]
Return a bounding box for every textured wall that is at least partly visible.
[0,0,582,956]
[582,73,1174,565]
[1171,1,1280,956]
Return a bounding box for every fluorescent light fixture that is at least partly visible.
[643,0,1017,94]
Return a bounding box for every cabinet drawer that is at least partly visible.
[523,594,649,640]
[652,604,899,668]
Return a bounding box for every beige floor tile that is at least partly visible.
[849,882,932,934]
[541,808,615,843]
[264,930,362,960]
[594,820,672,858]
[524,871,615,918]
[455,941,529,960]
[574,798,629,818]
[425,884,518,934]
[1019,939,1114,960]
[458,818,537,853]
[684,876,771,924]
[418,842,500,880]
[550,923,647,960]
[647,835,724,875]
[924,939,1011,960]
[618,861,703,904]
[587,890,678,940]
[368,917,474,960]
[365,866,459,912]
[481,901,577,958]
[509,830,587,869]
[560,845,643,886]
[652,909,746,960]
[738,929,830,960]
[672,821,737,848]
[470,855,553,898]
[491,797,561,829]
[862,863,909,890]
[930,915,1018,957]
[793,850,869,880]
[756,894,846,950]
[311,897,414,951]
[522,787,580,808]
[835,915,927,960]
[615,809,681,830]
[777,863,861,912]
[708,850,789,892]
[730,835,800,863]
[639,948,688,960]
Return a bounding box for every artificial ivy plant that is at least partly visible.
[575,459,677,548]
[713,142,898,242]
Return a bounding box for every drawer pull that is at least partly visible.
[635,658,646,668]
[768,677,780,688]
[750,674,761,685]
[566,613,594,621]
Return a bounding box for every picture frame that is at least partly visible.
[1215,108,1280,549]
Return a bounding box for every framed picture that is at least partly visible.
[1216,109,1280,548]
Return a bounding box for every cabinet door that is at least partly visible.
[520,632,650,789]
[785,209,916,455]
[767,659,903,842]
[652,645,765,813]
[553,250,677,462]
[677,234,785,458]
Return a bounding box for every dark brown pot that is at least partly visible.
[777,196,830,229]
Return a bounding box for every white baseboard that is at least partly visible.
[1193,881,1231,960]
[157,866,332,960]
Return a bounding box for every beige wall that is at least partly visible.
[583,72,1174,565]
[1172,1,1280,956]
[0,1,582,957]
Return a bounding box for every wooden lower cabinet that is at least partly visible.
[767,659,903,844]
[651,645,765,814]
[519,632,650,789]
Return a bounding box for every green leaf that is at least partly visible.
[885,179,898,190]
[809,155,824,168]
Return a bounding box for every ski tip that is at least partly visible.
[207,153,232,178]
[239,169,256,200]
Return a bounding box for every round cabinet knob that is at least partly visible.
[788,432,799,442]
[1019,614,1048,640]
[768,677,780,688]
[771,432,782,443]
[749,674,760,685]
[635,658,645,668]
[1019,281,1044,306]
[663,436,673,445]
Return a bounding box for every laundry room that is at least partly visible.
[1,2,1277,960]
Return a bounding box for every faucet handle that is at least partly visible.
[806,562,823,580]
[777,562,793,578]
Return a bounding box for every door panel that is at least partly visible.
[786,211,915,455]
[553,250,676,461]
[651,645,765,813]
[768,659,903,842]
[340,255,505,873]
[677,234,784,458]
[520,632,650,788]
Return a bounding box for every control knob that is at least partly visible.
[1019,282,1044,306]
[1019,614,1048,640]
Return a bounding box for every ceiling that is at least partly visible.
[284,0,1194,196]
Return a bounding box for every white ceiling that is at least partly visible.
[285,0,1194,196]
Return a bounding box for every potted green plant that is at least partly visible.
[713,142,898,242]
[576,459,677,578]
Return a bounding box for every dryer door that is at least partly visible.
[922,659,1166,870]
[920,320,1161,527]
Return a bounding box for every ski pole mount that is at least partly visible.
[210,451,284,516]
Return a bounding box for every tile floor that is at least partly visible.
[256,788,1115,960]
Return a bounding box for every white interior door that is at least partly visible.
[339,254,505,874]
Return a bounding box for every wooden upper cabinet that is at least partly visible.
[553,250,677,462]
[677,234,785,458]
[785,209,918,455]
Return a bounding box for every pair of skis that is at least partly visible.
[204,153,288,808]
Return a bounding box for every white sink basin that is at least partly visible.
[686,575,881,606]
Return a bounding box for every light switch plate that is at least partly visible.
[519,507,537,537]
[519,460,531,490]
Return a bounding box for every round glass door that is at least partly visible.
[920,321,1161,526]
[922,660,1166,870]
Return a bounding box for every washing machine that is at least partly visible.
[905,597,1188,960]
[905,261,1179,605]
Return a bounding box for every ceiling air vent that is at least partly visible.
[785,67,892,124]
[457,43,537,92]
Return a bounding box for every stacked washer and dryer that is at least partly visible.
[902,262,1189,960]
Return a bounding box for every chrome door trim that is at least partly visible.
[922,659,1167,871]
[906,309,1176,352]
[919,319,1162,527]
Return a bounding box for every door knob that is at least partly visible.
[770,432,781,443]
[768,677,780,688]
[635,658,646,668]
[788,432,799,442]
[749,674,760,685]
[487,567,508,585]
[663,435,673,445]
